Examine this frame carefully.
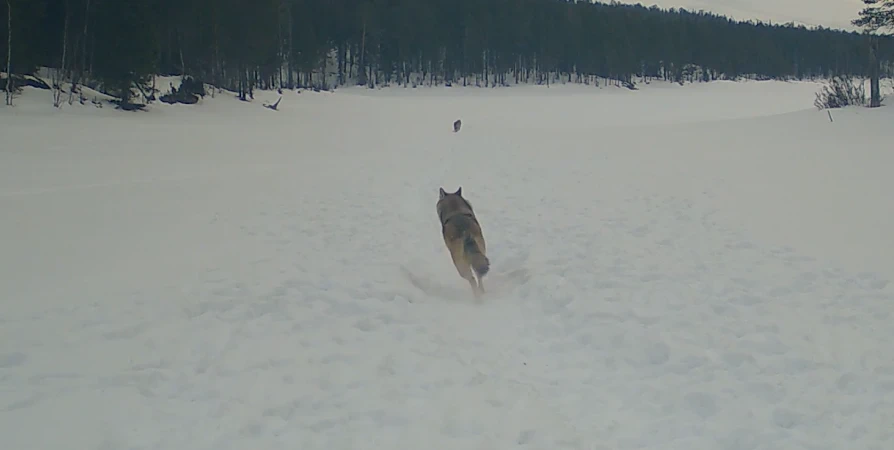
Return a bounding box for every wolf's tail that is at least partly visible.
[463,234,490,277]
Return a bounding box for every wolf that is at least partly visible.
[437,186,490,297]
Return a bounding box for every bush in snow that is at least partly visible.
[814,75,868,109]
[160,76,206,105]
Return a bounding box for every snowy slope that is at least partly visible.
[623,0,865,31]
[2,80,894,450]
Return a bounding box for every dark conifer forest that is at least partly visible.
[2,0,893,103]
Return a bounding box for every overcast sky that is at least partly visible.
[621,0,866,31]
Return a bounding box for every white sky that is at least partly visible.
[621,0,867,31]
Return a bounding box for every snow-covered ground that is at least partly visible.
[2,79,894,450]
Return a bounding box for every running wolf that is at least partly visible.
[437,186,490,297]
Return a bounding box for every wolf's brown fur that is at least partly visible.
[437,186,489,297]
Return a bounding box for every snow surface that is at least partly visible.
[2,80,894,450]
[623,0,866,31]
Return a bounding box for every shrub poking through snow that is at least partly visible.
[814,75,868,109]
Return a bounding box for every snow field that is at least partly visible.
[1,79,893,449]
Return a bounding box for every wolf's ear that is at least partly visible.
[455,186,462,196]
[439,187,446,199]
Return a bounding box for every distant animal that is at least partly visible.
[453,119,462,132]
[436,186,489,298]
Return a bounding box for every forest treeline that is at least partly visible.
[2,0,893,104]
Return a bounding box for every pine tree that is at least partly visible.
[5,0,11,106]
[854,0,894,31]
[853,0,894,107]
[91,0,159,108]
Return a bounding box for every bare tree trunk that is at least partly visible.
[6,0,12,106]
[285,1,293,89]
[320,56,327,90]
[54,0,70,107]
[67,33,80,104]
[358,19,367,86]
[338,42,346,86]
[348,44,355,80]
[81,0,91,78]
[482,50,488,87]
[276,0,289,89]
[88,32,95,75]
[869,34,881,108]
[179,35,186,77]
[211,5,219,97]
[239,66,246,100]
[69,0,91,105]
